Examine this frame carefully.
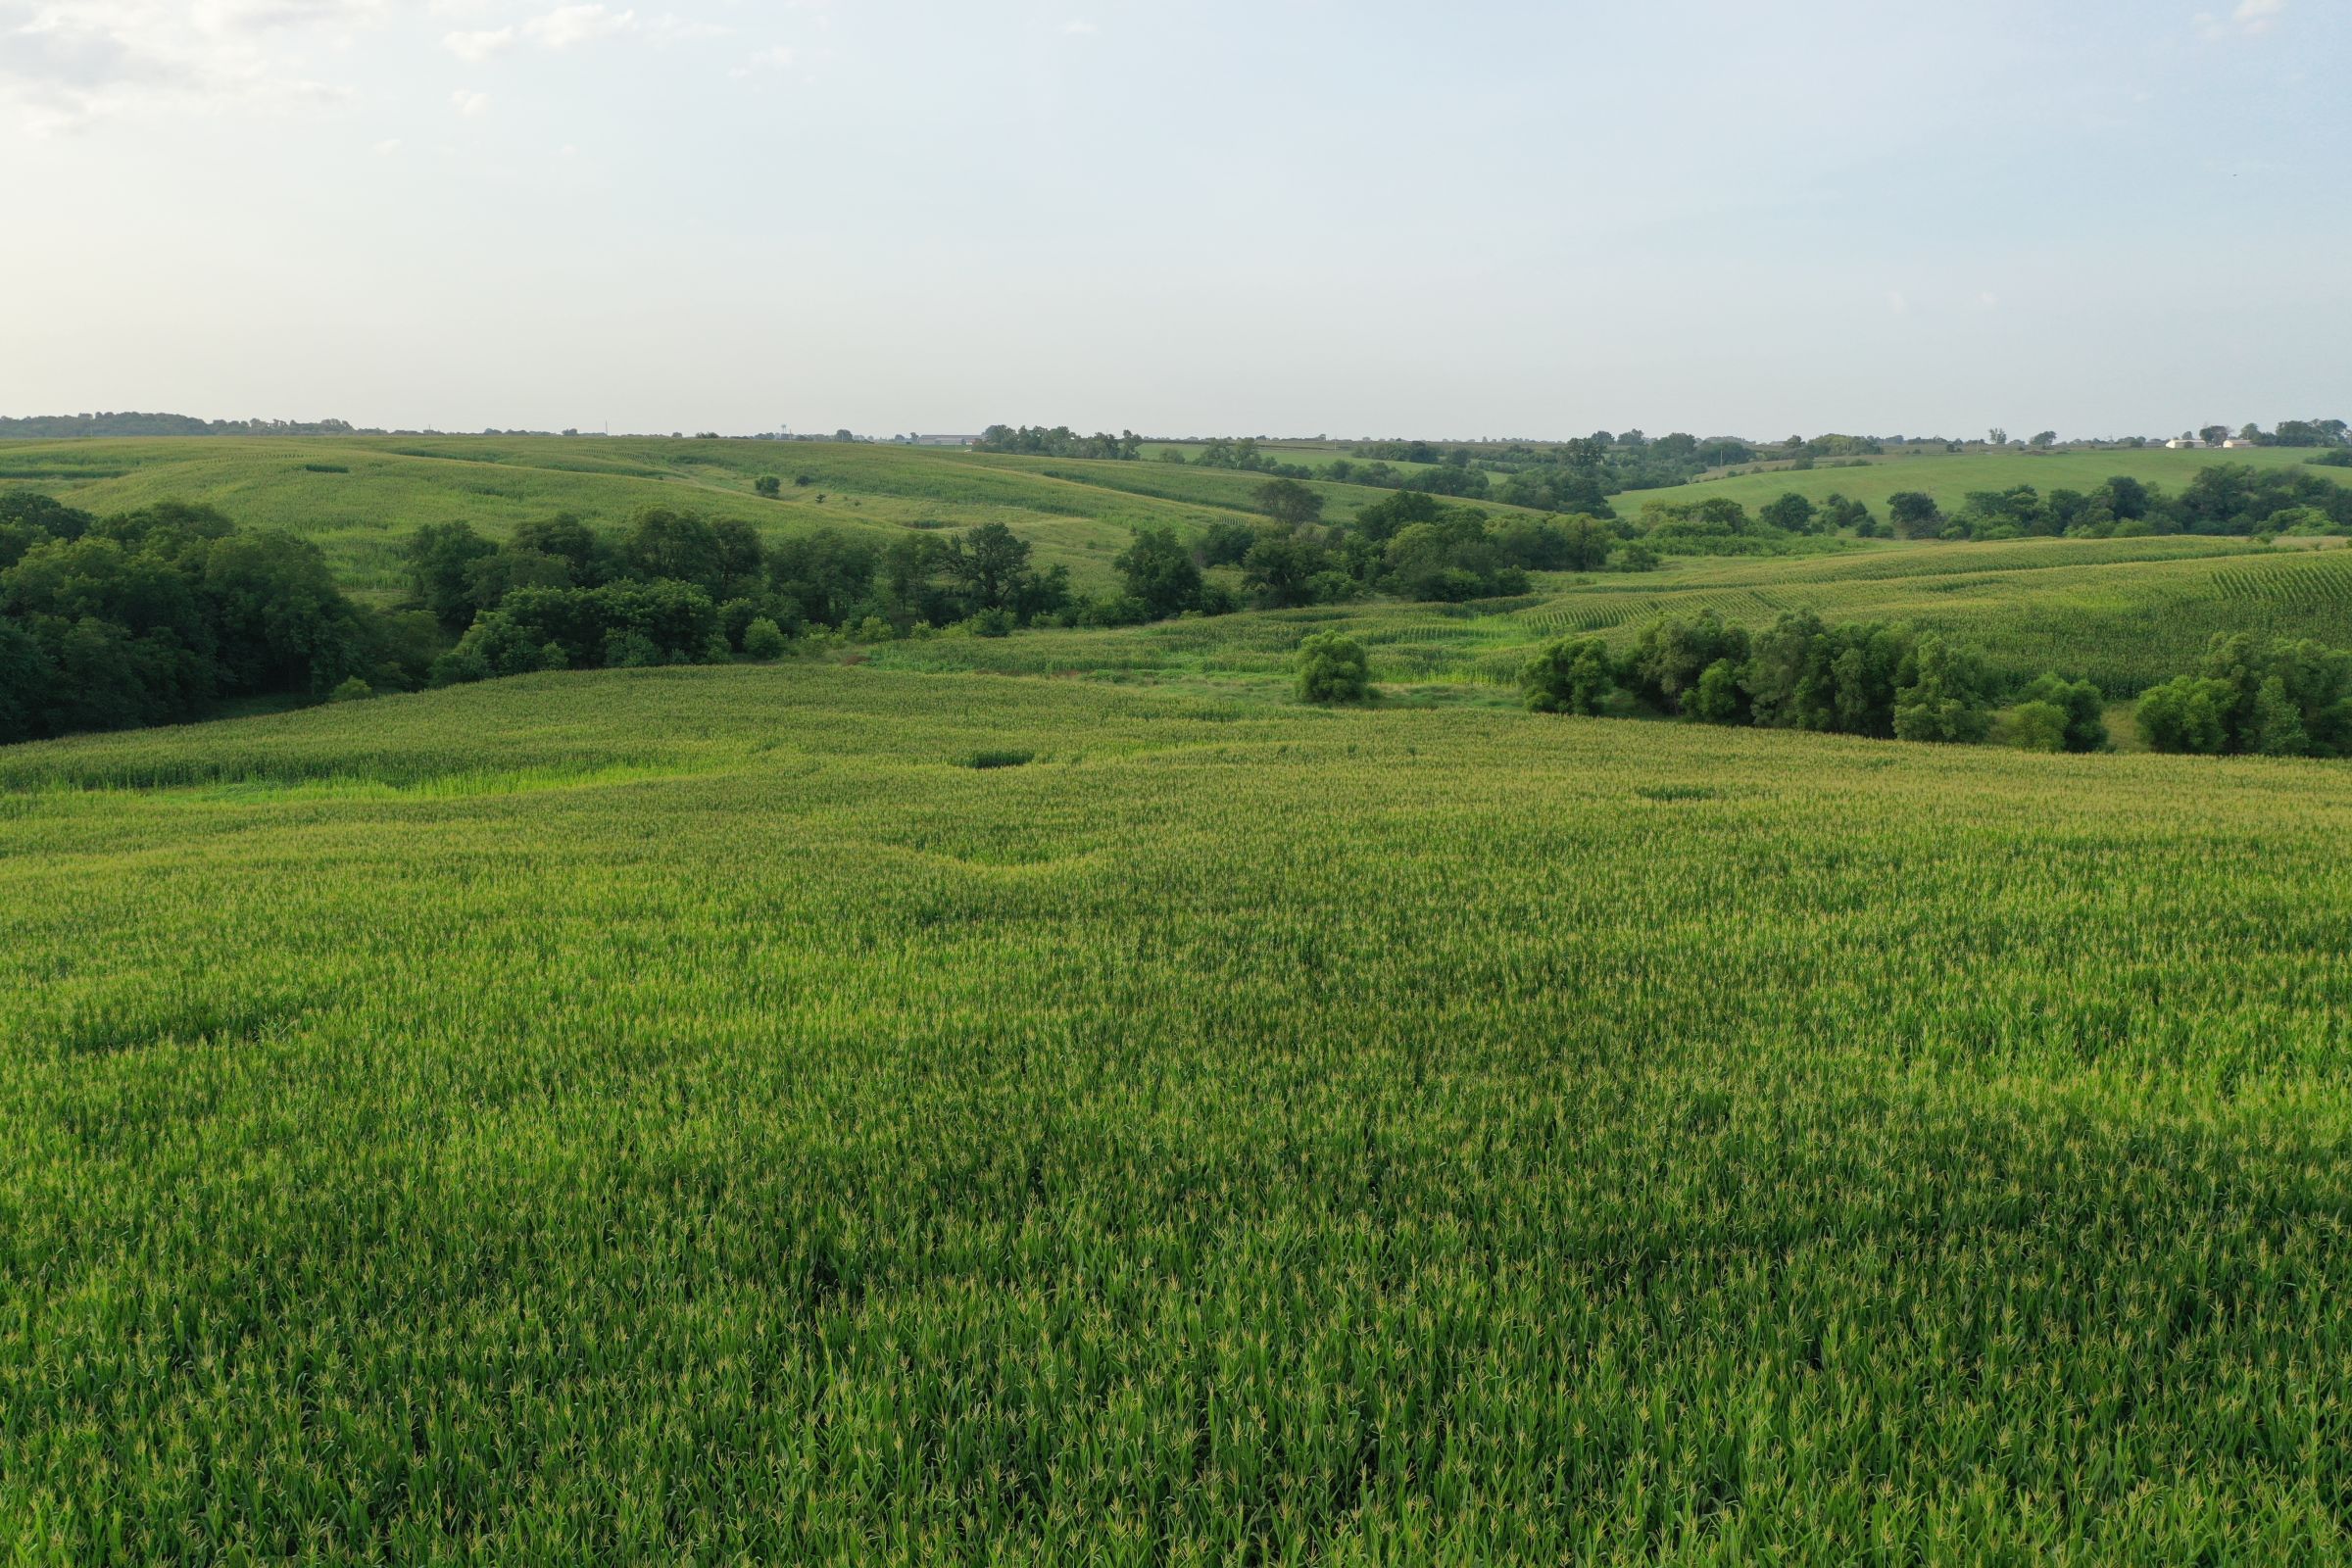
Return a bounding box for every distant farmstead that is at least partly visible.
[913,433,980,447]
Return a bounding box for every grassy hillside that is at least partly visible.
[1629,445,2347,518]
[5,662,2351,1561]
[872,534,2352,696]
[0,436,1444,596]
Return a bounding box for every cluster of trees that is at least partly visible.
[1174,438,1312,478]
[1357,431,1823,501]
[1876,466,2352,541]
[1521,610,2105,750]
[1155,430,1776,504]
[0,493,430,743]
[1185,489,1653,612]
[2192,419,2350,449]
[974,426,1142,460]
[1618,464,2352,553]
[2136,635,2351,758]
[1630,492,1885,554]
[1157,440,1494,495]
[412,509,1077,683]
[0,412,373,438]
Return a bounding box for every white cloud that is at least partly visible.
[2198,0,2285,38]
[372,134,400,153]
[442,26,513,61]
[644,13,727,44]
[0,0,375,130]
[451,87,491,116]
[1886,290,1908,316]
[522,4,636,49]
[729,44,791,77]
[1062,19,1098,34]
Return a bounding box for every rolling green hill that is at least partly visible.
[1627,445,2346,518]
[6,662,2352,1560]
[0,436,1461,597]
[869,534,2352,697]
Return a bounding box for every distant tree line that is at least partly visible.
[1868,466,2352,542]
[974,426,1143,460]
[0,413,376,439]
[1614,464,2352,554]
[2209,419,2350,449]
[0,493,431,743]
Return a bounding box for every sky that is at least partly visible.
[2,0,2346,440]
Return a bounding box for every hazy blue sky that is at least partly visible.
[4,0,2344,438]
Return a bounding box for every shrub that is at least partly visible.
[741,618,789,661]
[2019,672,2108,752]
[603,630,662,668]
[329,676,373,702]
[2136,676,2234,755]
[1689,659,1744,724]
[1521,635,1626,716]
[1892,634,1994,744]
[754,475,782,498]
[2008,700,2070,753]
[1296,632,1372,704]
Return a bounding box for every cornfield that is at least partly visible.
[5,662,2352,1562]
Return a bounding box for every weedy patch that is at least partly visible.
[1635,783,1719,802]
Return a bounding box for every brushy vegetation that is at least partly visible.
[5,664,2352,1562]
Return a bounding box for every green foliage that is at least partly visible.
[1242,530,1328,609]
[975,424,1141,460]
[1759,491,1819,533]
[1252,477,1325,527]
[1891,633,1995,743]
[1689,658,1744,723]
[0,496,416,741]
[1742,612,1914,737]
[1626,611,1750,716]
[1520,634,1626,715]
[1294,630,1371,703]
[328,675,374,703]
[2020,672,2109,752]
[2136,676,2234,755]
[2007,700,2071,752]
[754,474,782,498]
[1887,490,1942,539]
[740,617,789,661]
[1113,526,1205,619]
[2139,633,2352,758]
